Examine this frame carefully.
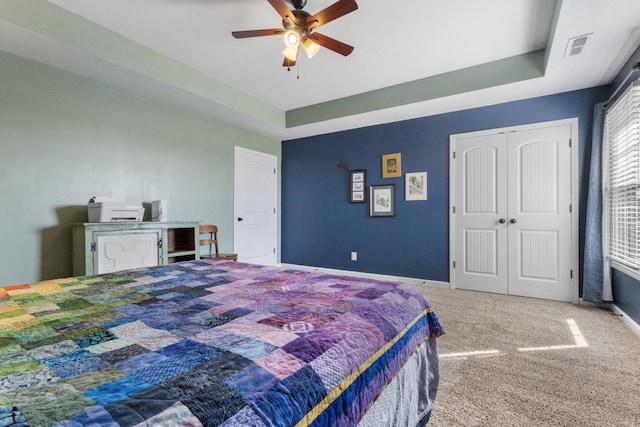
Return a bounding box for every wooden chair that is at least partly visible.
[199,224,238,261]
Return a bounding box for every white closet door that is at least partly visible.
[507,125,573,301]
[454,133,509,294]
[451,121,576,302]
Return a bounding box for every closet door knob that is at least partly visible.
[510,218,517,224]
[499,218,506,224]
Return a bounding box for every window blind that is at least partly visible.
[606,79,640,269]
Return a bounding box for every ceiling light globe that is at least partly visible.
[284,30,300,48]
[303,39,320,58]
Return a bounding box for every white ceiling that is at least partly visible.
[1,0,640,140]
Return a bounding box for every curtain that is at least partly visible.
[583,102,612,303]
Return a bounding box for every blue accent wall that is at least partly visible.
[609,44,640,325]
[282,86,608,286]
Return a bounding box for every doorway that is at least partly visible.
[449,119,578,302]
[233,147,278,266]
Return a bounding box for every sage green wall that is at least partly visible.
[0,51,281,286]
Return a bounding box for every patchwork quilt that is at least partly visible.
[0,260,443,426]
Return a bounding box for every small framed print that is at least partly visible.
[382,152,401,178]
[350,170,367,203]
[369,184,395,217]
[405,172,427,201]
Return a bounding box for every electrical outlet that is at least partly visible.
[351,251,358,261]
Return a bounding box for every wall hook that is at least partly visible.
[337,159,350,171]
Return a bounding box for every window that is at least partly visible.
[605,79,640,271]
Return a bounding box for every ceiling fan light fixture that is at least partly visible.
[302,38,320,58]
[231,0,358,67]
[283,30,300,48]
[282,46,299,61]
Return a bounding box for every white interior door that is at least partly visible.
[234,147,277,265]
[507,126,573,301]
[451,120,577,302]
[453,133,509,294]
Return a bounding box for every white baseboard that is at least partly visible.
[612,305,640,338]
[279,263,450,289]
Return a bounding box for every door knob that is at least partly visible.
[237,217,243,222]
[510,218,517,224]
[499,218,506,224]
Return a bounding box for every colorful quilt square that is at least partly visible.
[41,349,110,380]
[256,348,306,380]
[55,405,117,427]
[100,344,148,364]
[252,365,327,425]
[73,328,117,349]
[224,363,277,401]
[83,375,150,405]
[10,382,96,426]
[114,351,168,373]
[199,351,253,380]
[159,366,246,426]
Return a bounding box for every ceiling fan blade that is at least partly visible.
[267,0,294,21]
[307,0,358,29]
[232,29,285,38]
[308,32,354,56]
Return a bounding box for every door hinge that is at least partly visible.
[569,204,572,213]
[452,151,456,159]
[273,208,276,214]
[274,168,276,174]
[90,242,96,252]
[273,248,276,254]
[569,138,572,147]
[453,261,456,269]
[452,206,456,214]
[570,269,573,279]
[158,239,163,249]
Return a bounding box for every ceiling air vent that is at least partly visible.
[565,33,593,57]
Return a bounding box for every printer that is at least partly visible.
[87,197,145,222]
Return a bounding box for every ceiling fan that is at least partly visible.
[232,0,358,67]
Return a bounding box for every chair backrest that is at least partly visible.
[199,224,219,256]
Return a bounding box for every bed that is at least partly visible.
[0,259,443,426]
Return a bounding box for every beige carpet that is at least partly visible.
[415,285,640,427]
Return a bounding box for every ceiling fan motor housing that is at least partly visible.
[288,0,307,10]
[283,9,311,33]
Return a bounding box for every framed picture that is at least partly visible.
[405,172,427,201]
[350,170,367,203]
[369,184,395,217]
[382,152,402,178]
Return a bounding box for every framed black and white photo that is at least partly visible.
[405,172,427,201]
[350,170,367,203]
[369,184,395,217]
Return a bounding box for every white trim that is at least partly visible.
[612,304,640,338]
[611,261,640,283]
[449,118,579,303]
[448,136,456,289]
[279,263,449,289]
